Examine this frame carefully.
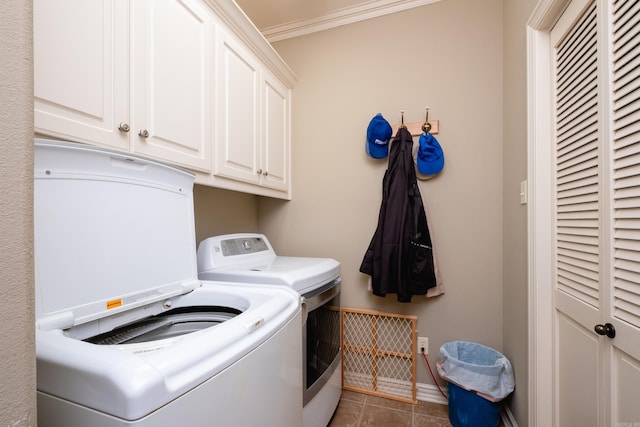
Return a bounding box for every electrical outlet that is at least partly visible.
[418,337,428,355]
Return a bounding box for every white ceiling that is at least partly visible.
[235,0,442,42]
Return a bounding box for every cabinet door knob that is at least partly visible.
[118,122,130,133]
[138,129,149,138]
[257,168,263,175]
[594,323,616,338]
[263,170,268,176]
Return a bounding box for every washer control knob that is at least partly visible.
[242,240,252,251]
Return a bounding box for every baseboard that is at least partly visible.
[343,372,415,401]
[499,404,518,427]
[416,382,518,427]
[416,382,448,405]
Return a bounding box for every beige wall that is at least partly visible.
[503,0,537,424]
[193,185,259,245]
[0,0,36,425]
[259,0,506,400]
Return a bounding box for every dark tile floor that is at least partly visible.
[327,390,453,427]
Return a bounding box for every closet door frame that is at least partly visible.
[528,1,574,426]
[528,0,640,425]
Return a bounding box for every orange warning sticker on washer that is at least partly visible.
[107,299,123,310]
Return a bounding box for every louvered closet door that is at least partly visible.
[609,0,640,423]
[551,0,640,425]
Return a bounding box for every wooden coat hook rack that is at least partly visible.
[392,108,439,136]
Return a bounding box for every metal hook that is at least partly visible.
[422,107,432,134]
[401,110,406,128]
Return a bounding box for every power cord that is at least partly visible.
[421,349,448,399]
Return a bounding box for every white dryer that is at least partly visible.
[197,234,342,427]
[34,140,302,427]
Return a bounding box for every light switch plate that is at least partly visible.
[520,180,528,205]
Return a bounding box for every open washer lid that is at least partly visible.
[197,233,340,294]
[34,140,200,331]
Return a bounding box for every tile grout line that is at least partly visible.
[355,395,367,427]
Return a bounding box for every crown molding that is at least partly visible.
[204,0,298,86]
[527,0,570,30]
[261,0,443,42]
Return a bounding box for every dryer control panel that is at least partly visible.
[221,236,270,256]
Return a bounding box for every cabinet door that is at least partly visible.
[214,25,261,185]
[131,0,213,172]
[34,0,129,150]
[261,71,290,192]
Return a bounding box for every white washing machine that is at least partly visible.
[197,234,342,427]
[34,140,302,427]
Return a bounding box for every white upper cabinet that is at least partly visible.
[34,0,129,152]
[35,0,213,172]
[261,70,289,193]
[212,25,290,194]
[130,0,213,172]
[214,26,261,186]
[34,0,296,198]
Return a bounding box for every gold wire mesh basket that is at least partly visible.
[341,308,417,403]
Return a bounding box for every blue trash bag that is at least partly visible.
[437,341,515,402]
